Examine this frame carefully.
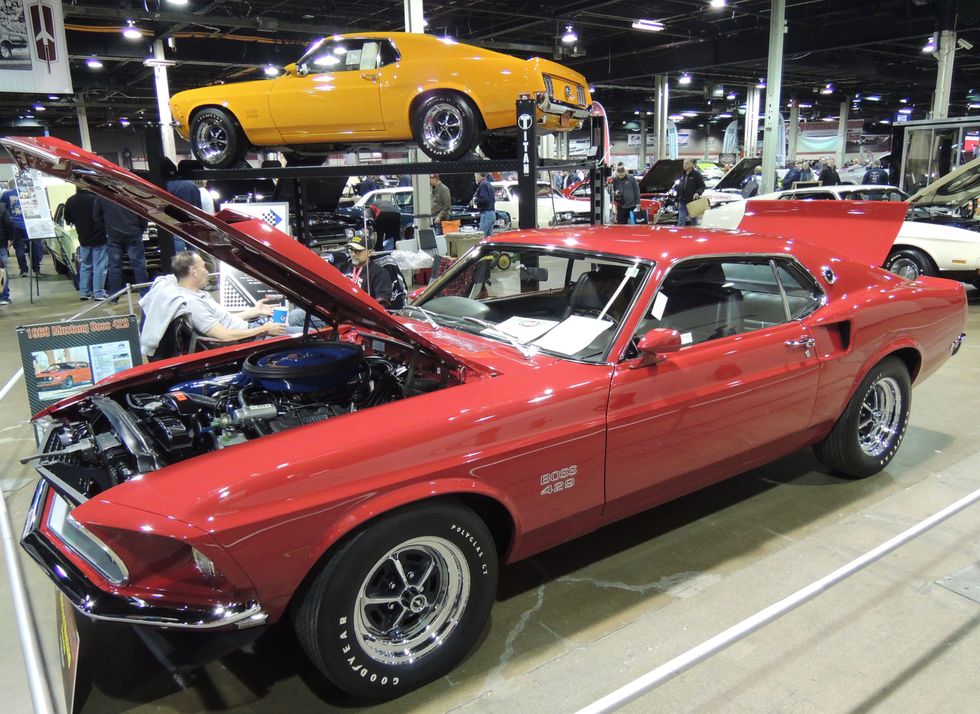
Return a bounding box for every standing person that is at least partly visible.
[799,160,814,183]
[819,157,841,186]
[675,159,706,226]
[473,173,496,237]
[369,198,402,251]
[162,158,202,254]
[611,165,640,224]
[0,197,12,305]
[552,170,566,192]
[64,188,109,301]
[1,177,42,276]
[98,197,149,296]
[781,161,803,190]
[742,166,764,198]
[398,174,412,187]
[197,181,215,214]
[429,174,452,233]
[862,161,890,185]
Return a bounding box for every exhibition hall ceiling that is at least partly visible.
[2,0,979,134]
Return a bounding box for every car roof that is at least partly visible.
[483,225,821,265]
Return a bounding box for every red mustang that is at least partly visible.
[7,136,967,703]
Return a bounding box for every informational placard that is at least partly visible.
[15,168,55,239]
[0,0,73,94]
[17,316,141,416]
[217,202,290,309]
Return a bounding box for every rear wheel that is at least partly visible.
[814,357,911,478]
[293,501,498,701]
[189,107,247,169]
[884,248,935,280]
[0,42,12,60]
[412,94,478,161]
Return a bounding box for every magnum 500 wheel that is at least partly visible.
[189,107,246,169]
[293,501,498,701]
[412,94,478,161]
[814,357,911,478]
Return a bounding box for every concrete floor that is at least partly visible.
[1,270,978,714]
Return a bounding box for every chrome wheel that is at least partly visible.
[422,102,466,155]
[353,536,470,666]
[888,257,922,280]
[858,376,902,457]
[194,117,231,164]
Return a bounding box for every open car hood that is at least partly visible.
[2,136,462,367]
[713,158,762,192]
[737,199,908,267]
[638,159,684,193]
[908,154,980,207]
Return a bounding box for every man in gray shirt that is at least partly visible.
[430,174,452,232]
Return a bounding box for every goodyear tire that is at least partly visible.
[814,357,911,478]
[293,501,498,701]
[412,94,478,161]
[189,107,246,169]
[884,248,935,281]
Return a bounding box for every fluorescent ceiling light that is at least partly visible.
[166,0,189,5]
[562,25,578,44]
[879,119,891,124]
[678,73,691,85]
[681,111,699,117]
[898,108,913,114]
[632,19,665,32]
[33,104,45,111]
[865,94,881,101]
[86,58,103,69]
[710,0,727,7]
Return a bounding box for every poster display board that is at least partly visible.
[0,0,73,94]
[16,316,141,416]
[15,168,55,239]
[217,202,290,309]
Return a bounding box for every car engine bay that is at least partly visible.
[31,339,457,500]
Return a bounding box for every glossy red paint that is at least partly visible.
[6,136,968,641]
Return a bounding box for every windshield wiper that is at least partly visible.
[398,304,441,330]
[457,315,535,360]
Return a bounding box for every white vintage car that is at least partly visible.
[701,170,980,286]
[492,180,591,227]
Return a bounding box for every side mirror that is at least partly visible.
[287,62,308,77]
[631,328,682,368]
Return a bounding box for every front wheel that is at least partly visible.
[293,501,498,701]
[412,94,478,161]
[884,248,935,280]
[189,107,247,169]
[814,357,911,478]
[0,43,12,60]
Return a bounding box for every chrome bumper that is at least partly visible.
[536,95,591,120]
[21,480,267,631]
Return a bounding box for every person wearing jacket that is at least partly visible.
[611,165,640,224]
[675,159,706,226]
[64,188,109,300]
[1,177,42,276]
[862,162,890,185]
[819,157,841,186]
[430,174,452,233]
[0,200,13,305]
[473,173,496,236]
[98,196,149,295]
[781,161,802,190]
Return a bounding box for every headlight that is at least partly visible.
[47,493,128,585]
[344,228,355,239]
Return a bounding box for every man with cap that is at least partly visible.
[346,235,393,307]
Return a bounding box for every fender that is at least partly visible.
[844,336,922,405]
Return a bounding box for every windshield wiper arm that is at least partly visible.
[457,316,535,360]
[398,304,441,330]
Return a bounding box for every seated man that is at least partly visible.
[152,251,285,345]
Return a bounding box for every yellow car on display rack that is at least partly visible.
[170,32,592,168]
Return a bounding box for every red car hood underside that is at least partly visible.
[1,136,460,367]
[736,199,908,267]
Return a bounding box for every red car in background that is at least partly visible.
[6,136,967,703]
[563,178,662,222]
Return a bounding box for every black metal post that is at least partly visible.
[516,98,538,230]
[590,113,607,225]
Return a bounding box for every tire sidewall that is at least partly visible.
[413,95,477,161]
[309,503,497,700]
[841,359,911,476]
[190,108,242,168]
[885,249,931,279]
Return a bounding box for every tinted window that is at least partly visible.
[796,192,837,200]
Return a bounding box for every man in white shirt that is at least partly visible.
[173,251,285,341]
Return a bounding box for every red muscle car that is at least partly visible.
[6,136,967,703]
[35,361,93,391]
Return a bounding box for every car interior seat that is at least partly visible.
[657,263,745,343]
[563,265,631,320]
[150,313,195,362]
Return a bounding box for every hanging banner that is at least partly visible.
[0,0,73,94]
[16,168,55,239]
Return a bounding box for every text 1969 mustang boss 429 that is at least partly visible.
[169,32,591,167]
[5,137,966,702]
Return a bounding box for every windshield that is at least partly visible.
[411,245,651,363]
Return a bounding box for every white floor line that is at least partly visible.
[0,367,55,714]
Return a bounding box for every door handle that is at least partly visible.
[785,336,816,357]
[361,73,378,82]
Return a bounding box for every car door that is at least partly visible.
[269,38,386,142]
[604,256,824,518]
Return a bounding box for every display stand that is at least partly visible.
[175,101,608,239]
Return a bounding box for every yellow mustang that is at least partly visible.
[170,32,592,168]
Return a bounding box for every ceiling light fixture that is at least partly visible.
[632,19,665,32]
[710,0,727,8]
[86,58,103,69]
[166,0,189,5]
[120,118,131,126]
[898,108,913,114]
[668,114,684,122]
[879,119,891,124]
[678,73,691,85]
[122,20,142,40]
[33,104,45,111]
[47,95,58,100]
[561,25,578,44]
[922,33,937,52]
[681,111,699,117]
[726,91,737,100]
[717,112,733,118]
[756,78,766,88]
[865,94,881,101]
[820,83,834,95]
